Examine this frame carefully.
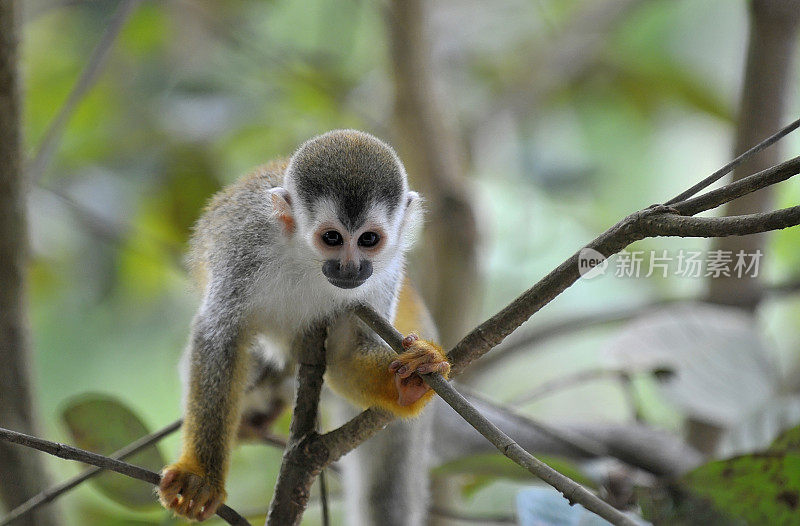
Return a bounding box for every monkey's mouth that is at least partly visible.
[326,277,368,289]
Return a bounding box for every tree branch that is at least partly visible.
[670,155,800,216]
[266,325,328,526]
[353,305,638,525]
[643,206,800,237]
[665,119,800,205]
[0,3,59,524]
[0,427,250,526]
[0,419,181,526]
[507,368,628,407]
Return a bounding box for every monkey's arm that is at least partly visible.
[158,294,250,521]
[326,280,449,418]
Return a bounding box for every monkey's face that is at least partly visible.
[309,203,390,290]
[269,130,425,292]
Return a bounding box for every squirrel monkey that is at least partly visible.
[158,130,449,521]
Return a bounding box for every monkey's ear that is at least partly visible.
[269,187,295,235]
[400,191,423,247]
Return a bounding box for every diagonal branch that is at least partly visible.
[665,117,800,205]
[0,419,181,526]
[0,427,250,526]
[353,306,638,526]
[670,156,800,216]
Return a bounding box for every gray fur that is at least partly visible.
[286,130,406,231]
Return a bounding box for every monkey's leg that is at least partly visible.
[159,311,250,521]
[336,400,434,526]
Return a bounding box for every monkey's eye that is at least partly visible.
[358,231,381,248]
[321,230,344,246]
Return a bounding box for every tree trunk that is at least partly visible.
[707,0,800,310]
[0,2,60,524]
[386,0,481,348]
[697,0,800,457]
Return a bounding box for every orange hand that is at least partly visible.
[388,334,450,407]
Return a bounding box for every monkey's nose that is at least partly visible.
[322,260,373,289]
[339,261,360,280]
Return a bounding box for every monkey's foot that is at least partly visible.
[389,334,450,407]
[158,464,227,522]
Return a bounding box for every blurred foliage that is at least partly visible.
[642,424,800,525]
[61,394,165,510]
[12,0,800,524]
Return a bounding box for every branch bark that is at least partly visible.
[0,427,250,526]
[266,326,328,526]
[0,3,60,525]
[0,420,181,526]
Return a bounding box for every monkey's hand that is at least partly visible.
[158,462,227,522]
[388,334,450,407]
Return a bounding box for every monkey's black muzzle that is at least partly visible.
[322,260,373,289]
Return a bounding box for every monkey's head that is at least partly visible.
[269,130,423,291]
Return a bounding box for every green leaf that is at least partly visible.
[638,486,743,526]
[61,394,164,510]
[677,424,800,524]
[768,421,800,454]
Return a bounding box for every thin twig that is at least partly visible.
[319,469,330,526]
[354,305,638,526]
[670,156,800,216]
[506,367,643,421]
[0,419,181,526]
[664,116,800,205]
[458,300,674,381]
[0,427,250,526]
[28,0,139,183]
